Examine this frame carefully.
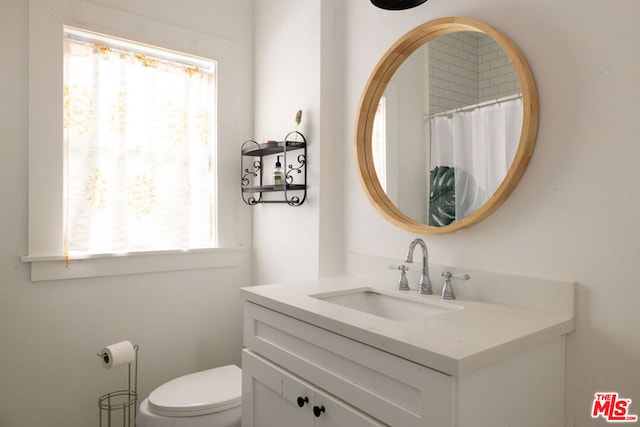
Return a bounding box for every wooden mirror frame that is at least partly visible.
[354,17,539,234]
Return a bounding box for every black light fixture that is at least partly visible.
[370,0,428,10]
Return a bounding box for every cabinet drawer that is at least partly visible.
[244,302,451,427]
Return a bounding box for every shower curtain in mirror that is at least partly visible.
[429,98,523,223]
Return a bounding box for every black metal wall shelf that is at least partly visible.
[241,131,307,206]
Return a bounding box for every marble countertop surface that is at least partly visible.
[241,275,575,376]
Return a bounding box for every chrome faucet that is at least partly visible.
[404,238,432,295]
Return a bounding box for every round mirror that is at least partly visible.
[355,17,538,233]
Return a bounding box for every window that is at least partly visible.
[25,0,244,281]
[372,96,387,191]
[63,28,217,255]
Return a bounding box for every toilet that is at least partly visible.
[137,365,242,427]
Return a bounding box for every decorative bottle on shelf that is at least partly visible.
[273,156,284,187]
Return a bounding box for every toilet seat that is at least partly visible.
[147,365,241,417]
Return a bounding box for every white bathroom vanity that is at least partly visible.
[241,274,575,427]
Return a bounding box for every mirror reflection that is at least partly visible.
[372,32,523,227]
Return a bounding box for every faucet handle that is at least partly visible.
[441,271,470,300]
[389,264,410,291]
[450,272,470,281]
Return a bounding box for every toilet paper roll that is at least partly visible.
[99,340,135,369]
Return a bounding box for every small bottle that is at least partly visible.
[273,156,284,187]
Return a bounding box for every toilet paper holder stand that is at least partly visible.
[97,344,139,427]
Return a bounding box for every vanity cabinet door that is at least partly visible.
[281,371,385,427]
[242,349,310,427]
[250,378,309,427]
[242,350,385,427]
[311,388,386,427]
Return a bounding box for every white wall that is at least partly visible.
[252,0,344,284]
[388,51,428,223]
[342,1,640,426]
[0,1,253,426]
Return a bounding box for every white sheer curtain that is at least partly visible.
[63,31,216,255]
[430,98,523,221]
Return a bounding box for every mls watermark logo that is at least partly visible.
[592,392,638,423]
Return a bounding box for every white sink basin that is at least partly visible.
[312,287,462,321]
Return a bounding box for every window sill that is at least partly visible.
[21,247,244,282]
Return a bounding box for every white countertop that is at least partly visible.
[241,276,575,376]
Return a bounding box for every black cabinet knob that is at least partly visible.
[297,396,309,408]
[313,405,326,417]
